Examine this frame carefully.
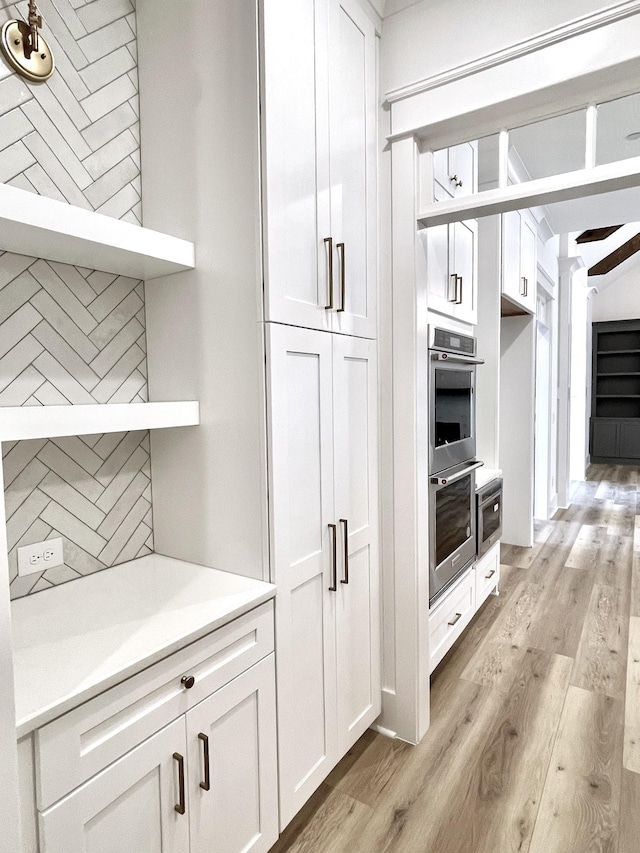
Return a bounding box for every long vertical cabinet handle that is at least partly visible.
[520,276,527,297]
[173,752,186,815]
[336,242,346,312]
[198,733,211,791]
[456,275,463,304]
[324,237,334,309]
[339,518,349,584]
[448,273,457,303]
[328,523,337,591]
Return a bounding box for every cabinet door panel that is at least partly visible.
[424,223,455,316]
[267,323,338,829]
[262,0,331,331]
[332,336,380,753]
[187,657,278,853]
[502,210,522,305]
[520,213,537,313]
[40,718,189,853]
[452,219,477,325]
[329,0,376,338]
[619,421,640,459]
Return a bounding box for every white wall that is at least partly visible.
[592,264,640,322]
[569,270,589,482]
[381,0,622,94]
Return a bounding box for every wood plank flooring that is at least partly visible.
[269,465,640,853]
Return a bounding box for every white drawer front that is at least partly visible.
[475,542,500,607]
[429,570,475,674]
[35,602,274,810]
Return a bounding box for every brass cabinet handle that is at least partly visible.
[324,237,334,309]
[339,518,349,584]
[198,733,211,791]
[485,569,496,579]
[328,523,337,591]
[447,612,462,626]
[336,242,345,312]
[173,752,186,814]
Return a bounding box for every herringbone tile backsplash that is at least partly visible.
[0,0,141,223]
[0,0,153,598]
[0,250,154,598]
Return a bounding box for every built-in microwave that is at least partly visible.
[429,327,484,475]
[477,477,503,557]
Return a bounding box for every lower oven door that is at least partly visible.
[429,461,481,606]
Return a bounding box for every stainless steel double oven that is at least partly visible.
[428,327,483,606]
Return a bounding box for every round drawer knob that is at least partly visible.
[181,675,196,690]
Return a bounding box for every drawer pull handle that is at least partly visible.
[448,612,462,626]
[198,732,211,791]
[181,675,195,690]
[485,569,496,579]
[337,242,346,312]
[173,752,186,815]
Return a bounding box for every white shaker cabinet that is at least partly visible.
[261,0,377,338]
[267,323,380,828]
[433,142,477,200]
[425,214,478,326]
[502,209,537,315]
[32,603,278,853]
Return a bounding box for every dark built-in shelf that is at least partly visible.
[591,320,640,462]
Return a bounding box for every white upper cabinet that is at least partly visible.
[433,142,477,200]
[502,208,537,314]
[262,0,377,338]
[425,142,478,325]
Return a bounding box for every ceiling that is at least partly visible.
[477,92,640,287]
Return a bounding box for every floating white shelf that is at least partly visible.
[0,401,200,442]
[0,184,195,280]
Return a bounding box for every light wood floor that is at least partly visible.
[270,464,640,853]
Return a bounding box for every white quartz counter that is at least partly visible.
[11,554,276,737]
[476,467,502,491]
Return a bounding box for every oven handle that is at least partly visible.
[430,461,484,486]
[430,352,485,365]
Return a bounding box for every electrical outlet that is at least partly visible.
[17,538,64,577]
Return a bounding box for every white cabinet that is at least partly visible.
[425,141,478,325]
[475,541,500,608]
[33,606,278,853]
[433,142,477,200]
[40,717,190,853]
[502,209,537,314]
[262,0,377,338]
[425,215,478,325]
[267,323,380,828]
[428,569,475,674]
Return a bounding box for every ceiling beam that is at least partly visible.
[588,232,640,275]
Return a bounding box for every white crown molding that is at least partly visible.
[558,256,585,276]
[384,0,640,104]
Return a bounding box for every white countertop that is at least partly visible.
[476,467,502,491]
[11,554,276,737]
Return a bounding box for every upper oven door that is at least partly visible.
[429,353,478,474]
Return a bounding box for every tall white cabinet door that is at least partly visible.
[332,336,380,755]
[261,0,332,332]
[267,323,339,828]
[452,218,477,325]
[328,0,377,339]
[187,657,278,853]
[39,718,189,853]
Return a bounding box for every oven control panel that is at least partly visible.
[430,327,476,356]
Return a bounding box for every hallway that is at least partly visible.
[271,465,639,852]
